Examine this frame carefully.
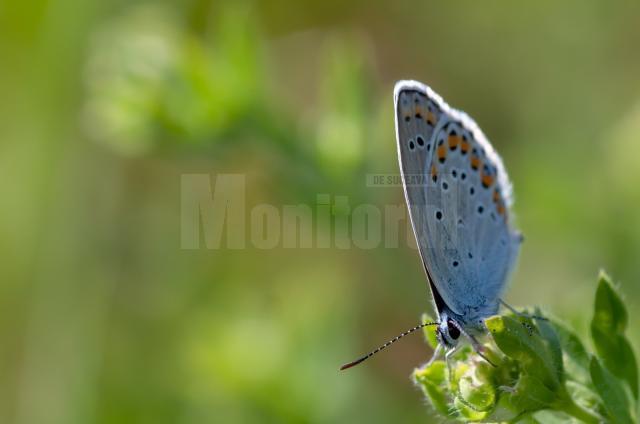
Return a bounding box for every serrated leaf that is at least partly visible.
[590,273,638,398]
[589,356,635,424]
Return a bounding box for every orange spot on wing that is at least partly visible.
[497,203,506,216]
[431,164,438,179]
[493,189,500,203]
[460,139,470,153]
[481,173,494,188]
[448,134,460,150]
[437,145,447,163]
[470,155,480,170]
[427,111,436,125]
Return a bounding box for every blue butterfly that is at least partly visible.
[341,81,524,370]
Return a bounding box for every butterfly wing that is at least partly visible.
[394,80,521,320]
[393,81,445,311]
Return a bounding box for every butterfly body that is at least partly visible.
[394,80,521,352]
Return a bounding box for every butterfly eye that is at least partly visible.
[447,321,461,340]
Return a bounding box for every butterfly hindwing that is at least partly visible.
[394,80,521,322]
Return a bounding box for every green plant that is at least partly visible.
[413,272,638,423]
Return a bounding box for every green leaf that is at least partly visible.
[564,381,606,421]
[551,319,591,385]
[535,311,563,380]
[486,315,561,390]
[421,313,439,349]
[590,272,638,398]
[506,373,557,412]
[453,396,490,421]
[413,361,451,417]
[593,271,627,331]
[488,395,531,423]
[590,356,636,424]
[457,371,497,412]
[532,410,579,423]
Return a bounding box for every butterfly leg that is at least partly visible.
[500,299,547,320]
[426,343,443,367]
[499,299,547,335]
[500,299,549,321]
[444,344,460,382]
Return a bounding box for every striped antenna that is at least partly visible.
[339,321,439,371]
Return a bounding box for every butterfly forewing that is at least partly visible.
[394,83,442,297]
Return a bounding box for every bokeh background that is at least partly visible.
[2,1,640,423]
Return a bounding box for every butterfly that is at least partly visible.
[341,80,523,370]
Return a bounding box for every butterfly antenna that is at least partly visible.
[340,322,439,371]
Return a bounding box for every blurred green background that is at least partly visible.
[2,1,640,423]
